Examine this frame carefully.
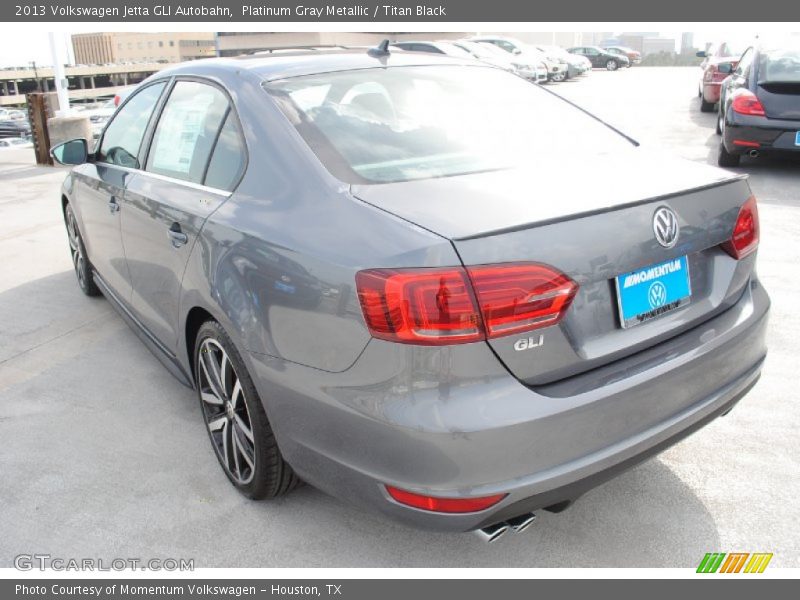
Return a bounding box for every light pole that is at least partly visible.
[48,32,72,116]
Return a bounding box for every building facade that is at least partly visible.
[72,32,216,65]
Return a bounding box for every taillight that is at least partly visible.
[355,268,483,345]
[703,66,716,82]
[722,196,759,259]
[385,485,506,513]
[467,263,578,337]
[114,95,121,106]
[356,263,578,345]
[732,91,766,117]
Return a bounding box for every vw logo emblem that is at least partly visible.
[653,206,679,248]
[648,281,667,309]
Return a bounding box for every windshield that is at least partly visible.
[758,46,800,83]
[266,65,632,184]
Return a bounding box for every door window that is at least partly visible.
[145,81,229,184]
[203,113,246,192]
[735,48,754,78]
[97,82,166,169]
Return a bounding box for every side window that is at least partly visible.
[735,48,754,77]
[145,81,229,184]
[98,82,165,168]
[586,48,599,56]
[203,113,246,192]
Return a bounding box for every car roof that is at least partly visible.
[153,48,479,83]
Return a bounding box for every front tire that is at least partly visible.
[716,110,724,135]
[717,141,741,167]
[64,203,100,297]
[606,59,618,71]
[194,320,300,499]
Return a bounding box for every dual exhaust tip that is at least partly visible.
[473,513,537,543]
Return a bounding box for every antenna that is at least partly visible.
[368,39,391,58]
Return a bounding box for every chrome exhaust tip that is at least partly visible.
[749,149,760,158]
[506,513,537,533]
[473,522,510,543]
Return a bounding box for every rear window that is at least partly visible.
[758,47,800,83]
[265,65,632,184]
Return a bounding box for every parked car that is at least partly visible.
[604,45,642,66]
[697,42,746,112]
[51,48,769,540]
[0,119,31,138]
[717,42,800,166]
[534,45,590,78]
[390,40,474,59]
[567,46,630,70]
[0,137,31,148]
[471,35,569,82]
[452,39,548,83]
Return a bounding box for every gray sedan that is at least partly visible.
[51,47,769,542]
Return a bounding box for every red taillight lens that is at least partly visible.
[703,66,716,82]
[114,95,121,106]
[732,91,766,116]
[467,263,578,337]
[722,196,759,259]
[356,268,483,345]
[385,485,506,513]
[356,264,578,345]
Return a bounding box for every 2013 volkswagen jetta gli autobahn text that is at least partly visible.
[51,47,769,542]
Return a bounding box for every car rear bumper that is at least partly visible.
[723,114,800,155]
[247,276,769,532]
[703,82,722,103]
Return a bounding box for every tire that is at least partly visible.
[194,320,300,499]
[700,97,715,112]
[717,141,741,167]
[716,110,723,135]
[64,203,100,297]
[606,59,618,71]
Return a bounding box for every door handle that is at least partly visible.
[167,223,188,248]
[107,196,120,214]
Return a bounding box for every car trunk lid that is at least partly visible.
[757,81,800,120]
[353,150,755,385]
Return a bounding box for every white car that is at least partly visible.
[471,36,570,82]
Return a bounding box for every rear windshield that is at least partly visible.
[265,65,633,184]
[758,47,800,83]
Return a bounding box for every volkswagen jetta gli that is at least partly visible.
[52,47,769,542]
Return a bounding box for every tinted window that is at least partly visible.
[204,113,246,191]
[146,81,229,184]
[267,65,632,184]
[758,46,800,83]
[98,82,165,168]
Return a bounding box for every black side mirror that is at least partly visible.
[696,51,707,58]
[718,62,733,75]
[51,138,88,166]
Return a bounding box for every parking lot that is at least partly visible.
[0,66,798,568]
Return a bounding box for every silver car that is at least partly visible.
[51,48,769,542]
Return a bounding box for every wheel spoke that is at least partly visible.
[207,415,226,432]
[200,347,226,401]
[221,419,230,471]
[233,412,253,442]
[200,390,223,406]
[230,380,242,409]
[219,352,229,397]
[233,425,254,469]
[231,429,242,479]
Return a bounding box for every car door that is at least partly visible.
[120,79,247,351]
[70,81,167,301]
[584,47,601,67]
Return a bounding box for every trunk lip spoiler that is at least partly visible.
[448,175,749,242]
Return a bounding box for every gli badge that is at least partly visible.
[513,335,544,352]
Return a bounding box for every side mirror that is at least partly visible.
[696,51,707,58]
[718,62,733,75]
[51,138,88,166]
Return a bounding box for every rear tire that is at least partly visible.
[700,97,715,112]
[194,320,300,500]
[64,203,100,297]
[606,59,618,71]
[717,141,741,167]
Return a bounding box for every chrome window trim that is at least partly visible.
[92,162,232,198]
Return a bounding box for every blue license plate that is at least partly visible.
[795,131,800,146]
[615,256,691,328]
